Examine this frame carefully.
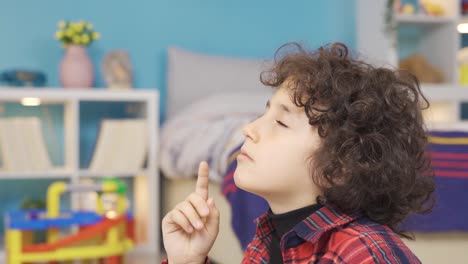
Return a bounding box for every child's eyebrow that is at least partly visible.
[266,100,291,113]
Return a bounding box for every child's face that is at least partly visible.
[234,83,322,208]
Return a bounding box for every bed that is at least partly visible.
[159,46,468,264]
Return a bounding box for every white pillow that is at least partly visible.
[166,47,272,119]
[160,91,271,182]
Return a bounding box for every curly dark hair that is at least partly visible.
[260,42,435,239]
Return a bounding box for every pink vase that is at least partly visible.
[60,45,94,88]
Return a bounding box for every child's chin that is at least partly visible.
[233,169,251,190]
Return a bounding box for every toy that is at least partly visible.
[457,47,468,85]
[19,197,47,243]
[399,54,445,83]
[5,179,135,264]
[391,0,445,16]
[463,0,468,15]
[419,0,445,16]
[402,3,416,14]
[392,0,402,13]
[102,50,133,89]
[0,69,47,87]
[391,0,416,15]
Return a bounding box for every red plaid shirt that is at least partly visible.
[242,204,420,263]
[162,204,420,264]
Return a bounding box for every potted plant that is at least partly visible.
[55,20,100,88]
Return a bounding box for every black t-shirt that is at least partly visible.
[268,203,323,264]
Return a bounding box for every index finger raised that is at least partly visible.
[195,161,209,200]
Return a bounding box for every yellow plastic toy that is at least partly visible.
[402,3,416,15]
[420,0,445,16]
[5,179,134,264]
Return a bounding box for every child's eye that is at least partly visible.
[276,120,288,128]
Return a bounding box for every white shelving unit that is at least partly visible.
[357,3,468,263]
[0,88,160,259]
[395,14,456,24]
[357,0,468,126]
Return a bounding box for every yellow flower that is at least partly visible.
[58,20,66,29]
[65,29,74,37]
[69,23,77,31]
[75,22,84,33]
[81,34,90,45]
[72,35,81,44]
[55,31,64,39]
[92,32,100,40]
[55,20,99,47]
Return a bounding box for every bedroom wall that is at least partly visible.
[0,0,356,118]
[0,0,356,236]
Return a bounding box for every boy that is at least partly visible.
[162,42,434,263]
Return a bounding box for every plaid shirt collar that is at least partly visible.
[254,204,362,246]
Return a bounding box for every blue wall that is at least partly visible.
[0,0,356,116]
[0,0,356,237]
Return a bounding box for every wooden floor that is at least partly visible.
[126,252,166,264]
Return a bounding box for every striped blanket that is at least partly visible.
[402,130,468,231]
[222,130,468,249]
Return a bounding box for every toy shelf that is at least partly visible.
[420,84,468,126]
[396,14,456,24]
[357,0,468,128]
[357,0,462,85]
[0,168,71,179]
[460,14,468,21]
[0,88,161,260]
[78,169,150,178]
[0,169,152,179]
[422,83,468,100]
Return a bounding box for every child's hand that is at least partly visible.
[162,161,220,264]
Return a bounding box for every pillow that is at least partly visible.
[166,47,272,119]
[160,91,271,182]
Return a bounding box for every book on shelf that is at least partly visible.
[89,119,148,172]
[0,117,52,172]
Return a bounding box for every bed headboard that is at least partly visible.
[166,47,272,119]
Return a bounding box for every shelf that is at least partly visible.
[459,15,468,22]
[0,168,71,179]
[0,169,152,179]
[0,88,157,103]
[0,88,160,256]
[421,83,468,101]
[396,14,455,25]
[79,169,150,178]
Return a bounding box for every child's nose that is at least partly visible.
[242,122,259,143]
